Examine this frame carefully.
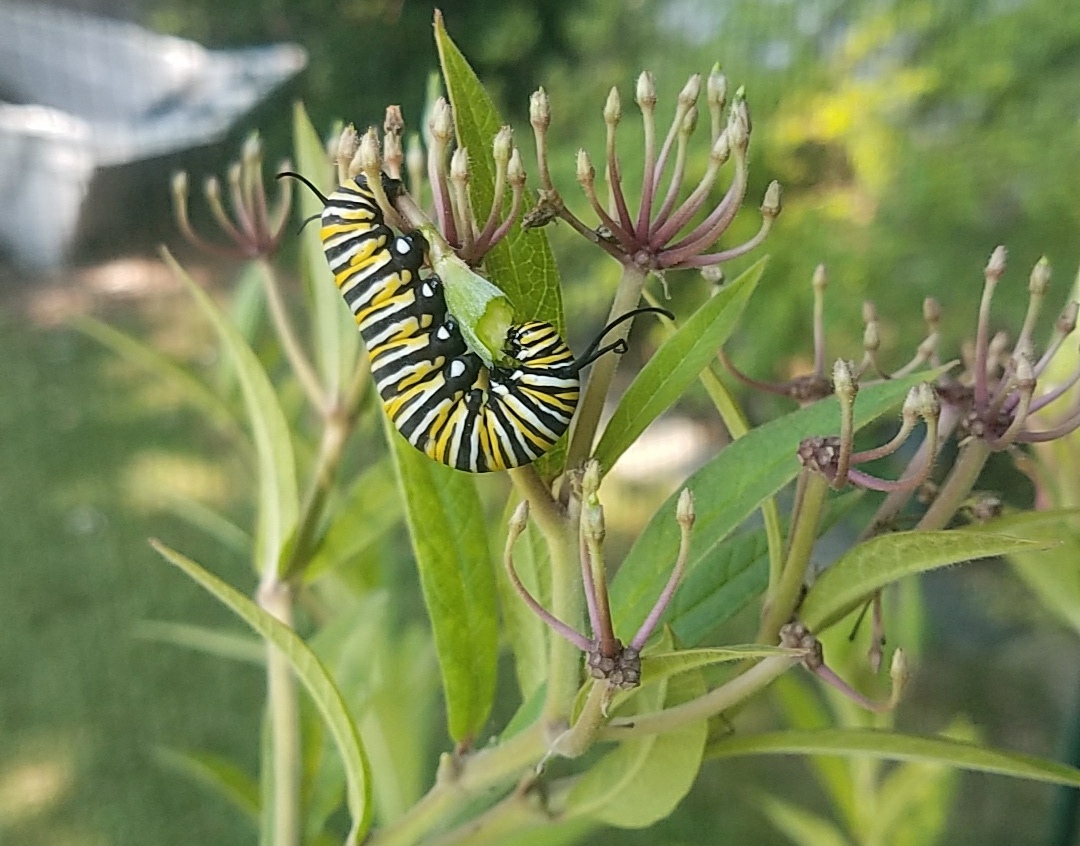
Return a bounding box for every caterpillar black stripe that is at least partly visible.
[279,171,668,473]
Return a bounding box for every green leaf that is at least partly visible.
[666,491,864,646]
[152,541,372,844]
[998,509,1080,634]
[386,426,498,742]
[73,314,247,449]
[154,747,260,825]
[800,529,1055,632]
[566,665,707,828]
[433,11,563,335]
[610,373,938,638]
[304,458,401,584]
[164,495,252,557]
[163,249,299,577]
[293,102,359,395]
[594,258,765,471]
[133,620,265,665]
[708,728,1080,788]
[754,792,853,846]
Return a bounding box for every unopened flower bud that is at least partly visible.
[676,488,695,528]
[242,132,262,164]
[172,170,189,199]
[582,499,606,544]
[727,102,749,151]
[406,133,424,180]
[1029,256,1051,294]
[509,500,530,536]
[915,383,940,419]
[493,126,512,166]
[709,130,730,164]
[680,105,698,135]
[832,359,858,399]
[450,148,469,184]
[678,73,701,106]
[988,330,1010,359]
[812,264,828,293]
[576,148,594,185]
[384,105,404,135]
[923,297,941,327]
[507,149,525,186]
[863,320,880,352]
[431,98,454,143]
[354,128,381,178]
[701,265,725,289]
[1057,301,1079,335]
[889,648,910,703]
[205,175,222,200]
[604,87,621,125]
[902,386,921,422]
[761,180,782,218]
[707,65,727,109]
[636,71,657,109]
[529,88,550,132]
[337,125,359,166]
[986,245,1007,281]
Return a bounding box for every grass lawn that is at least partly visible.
[0,265,263,846]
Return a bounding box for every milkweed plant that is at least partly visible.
[92,13,1080,846]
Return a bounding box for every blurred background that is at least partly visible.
[2,0,1080,844]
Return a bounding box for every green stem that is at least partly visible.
[257,578,301,846]
[565,262,649,472]
[549,681,610,759]
[758,470,830,644]
[256,258,326,413]
[508,466,581,731]
[916,438,992,531]
[368,723,547,846]
[598,654,801,740]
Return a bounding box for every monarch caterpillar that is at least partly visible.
[279,171,668,473]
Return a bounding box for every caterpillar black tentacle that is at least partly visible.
[279,171,672,472]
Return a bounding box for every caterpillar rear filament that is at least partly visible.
[279,171,667,473]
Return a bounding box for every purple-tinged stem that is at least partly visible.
[846,467,924,494]
[1029,362,1080,413]
[227,164,258,240]
[975,248,1007,405]
[648,145,730,247]
[656,156,747,256]
[651,126,691,231]
[809,662,894,713]
[578,530,602,644]
[664,214,772,269]
[1018,404,1080,442]
[630,490,694,652]
[505,507,592,653]
[635,72,658,233]
[718,348,798,396]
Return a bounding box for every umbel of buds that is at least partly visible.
[504,462,696,691]
[172,133,294,259]
[526,67,780,273]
